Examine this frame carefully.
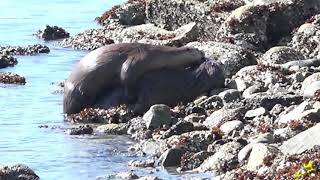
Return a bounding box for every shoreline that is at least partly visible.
[2,0,320,179]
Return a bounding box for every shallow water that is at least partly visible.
[0,1,213,179]
[0,0,138,179]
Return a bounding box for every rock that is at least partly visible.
[304,81,320,98]
[158,148,185,167]
[146,0,228,41]
[166,130,216,152]
[141,140,168,155]
[137,176,161,180]
[135,22,199,46]
[204,107,246,128]
[238,133,275,163]
[280,123,320,155]
[0,164,39,180]
[65,108,108,123]
[67,125,93,135]
[249,133,275,144]
[260,46,305,64]
[242,83,266,98]
[246,143,279,171]
[194,95,224,110]
[186,41,256,78]
[270,104,285,115]
[231,65,287,93]
[245,107,267,118]
[196,141,243,174]
[114,172,139,179]
[0,55,17,68]
[220,120,244,135]
[0,72,26,85]
[128,159,155,168]
[36,25,70,40]
[185,106,206,116]
[276,101,313,124]
[0,44,50,56]
[301,72,320,93]
[160,120,194,139]
[218,89,242,103]
[96,123,127,135]
[238,143,254,163]
[143,104,172,130]
[209,0,245,13]
[60,28,115,50]
[291,15,320,58]
[184,114,206,123]
[215,5,269,50]
[217,0,320,50]
[243,92,303,110]
[214,170,237,180]
[180,151,213,171]
[96,0,146,26]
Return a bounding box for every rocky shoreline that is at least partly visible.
[59,0,320,179]
[2,0,320,179]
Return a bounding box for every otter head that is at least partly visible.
[167,46,206,66]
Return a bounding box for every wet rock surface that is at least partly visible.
[67,125,94,135]
[0,72,26,85]
[56,0,320,179]
[0,164,39,180]
[0,55,17,68]
[36,25,70,40]
[0,44,50,55]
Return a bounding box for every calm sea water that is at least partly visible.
[0,0,138,179]
[0,1,211,179]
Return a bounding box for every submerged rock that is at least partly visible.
[0,164,39,180]
[0,44,50,55]
[0,55,17,68]
[0,72,26,85]
[67,125,93,135]
[36,25,70,40]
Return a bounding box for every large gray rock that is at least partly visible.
[218,89,242,103]
[146,0,229,41]
[115,22,199,46]
[275,101,320,124]
[301,72,320,93]
[158,148,185,167]
[204,107,246,128]
[291,15,320,58]
[196,141,243,174]
[96,0,146,26]
[216,0,320,50]
[215,5,269,50]
[143,104,172,130]
[246,143,279,171]
[219,120,244,135]
[303,81,320,98]
[260,46,305,64]
[280,123,320,155]
[0,164,39,180]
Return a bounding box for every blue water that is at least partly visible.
[0,1,213,179]
[0,0,139,179]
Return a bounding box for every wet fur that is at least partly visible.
[64,43,205,114]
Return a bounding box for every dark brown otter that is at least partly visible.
[63,43,205,114]
[94,61,225,114]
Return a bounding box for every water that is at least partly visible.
[0,0,140,179]
[0,1,214,179]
